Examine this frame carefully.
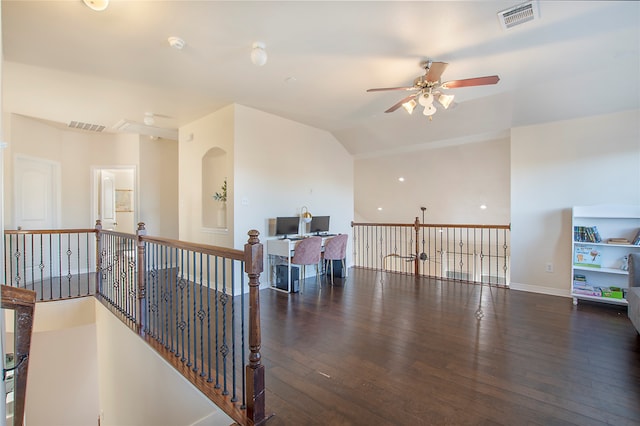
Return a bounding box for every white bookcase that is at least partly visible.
[571,205,640,306]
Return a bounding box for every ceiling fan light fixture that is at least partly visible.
[423,104,437,116]
[402,99,417,114]
[83,0,109,11]
[437,93,455,109]
[251,42,268,66]
[418,91,434,107]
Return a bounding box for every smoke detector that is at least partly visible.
[498,1,539,30]
[168,36,186,50]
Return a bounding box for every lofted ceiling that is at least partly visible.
[2,1,639,157]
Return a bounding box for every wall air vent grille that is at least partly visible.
[68,121,106,132]
[498,1,539,30]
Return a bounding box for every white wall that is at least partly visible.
[95,301,233,426]
[355,137,510,224]
[24,298,99,426]
[510,109,640,296]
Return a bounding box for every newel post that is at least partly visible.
[414,216,420,276]
[136,222,147,332]
[95,220,103,295]
[244,230,266,425]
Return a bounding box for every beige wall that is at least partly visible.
[139,136,179,238]
[3,114,179,235]
[355,137,510,224]
[178,104,355,285]
[23,298,99,426]
[232,104,354,281]
[510,109,640,296]
[178,104,235,247]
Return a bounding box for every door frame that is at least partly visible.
[90,165,138,231]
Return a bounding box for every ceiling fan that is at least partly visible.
[367,60,500,118]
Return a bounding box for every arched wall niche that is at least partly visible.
[202,147,228,228]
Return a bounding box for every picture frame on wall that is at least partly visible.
[115,189,133,212]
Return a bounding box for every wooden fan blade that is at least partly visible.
[367,86,417,92]
[425,62,448,83]
[440,75,500,89]
[385,94,417,113]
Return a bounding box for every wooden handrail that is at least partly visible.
[4,228,97,235]
[4,224,267,426]
[2,285,36,426]
[352,221,511,230]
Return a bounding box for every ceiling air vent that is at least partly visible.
[498,1,539,30]
[68,121,106,132]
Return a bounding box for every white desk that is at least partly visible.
[267,236,334,292]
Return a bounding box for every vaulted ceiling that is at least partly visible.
[2,1,639,157]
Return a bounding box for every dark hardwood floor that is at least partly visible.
[258,268,640,426]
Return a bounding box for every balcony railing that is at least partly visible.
[352,218,510,286]
[3,223,267,426]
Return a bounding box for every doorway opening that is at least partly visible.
[91,166,137,234]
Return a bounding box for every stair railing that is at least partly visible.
[352,218,511,286]
[4,224,267,426]
[1,285,36,426]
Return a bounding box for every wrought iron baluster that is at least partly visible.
[213,254,220,387]
[206,255,213,382]
[220,257,229,396]
[230,258,238,403]
[177,249,186,361]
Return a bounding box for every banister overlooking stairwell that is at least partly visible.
[3,224,267,426]
[2,285,36,426]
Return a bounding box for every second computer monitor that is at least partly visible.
[309,216,330,235]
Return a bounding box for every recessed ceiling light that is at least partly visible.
[398,177,405,182]
[377,207,383,211]
[480,204,488,210]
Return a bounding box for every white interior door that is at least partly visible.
[13,157,60,281]
[101,170,117,230]
[14,156,59,230]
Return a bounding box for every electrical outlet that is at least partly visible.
[545,262,553,273]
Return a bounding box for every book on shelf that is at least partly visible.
[633,228,640,245]
[573,226,602,243]
[607,238,631,244]
[573,246,602,267]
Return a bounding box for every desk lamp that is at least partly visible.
[301,206,313,223]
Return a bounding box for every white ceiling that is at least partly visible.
[2,1,639,157]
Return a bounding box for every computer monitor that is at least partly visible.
[275,216,299,239]
[309,216,330,235]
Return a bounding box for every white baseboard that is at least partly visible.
[509,281,572,299]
